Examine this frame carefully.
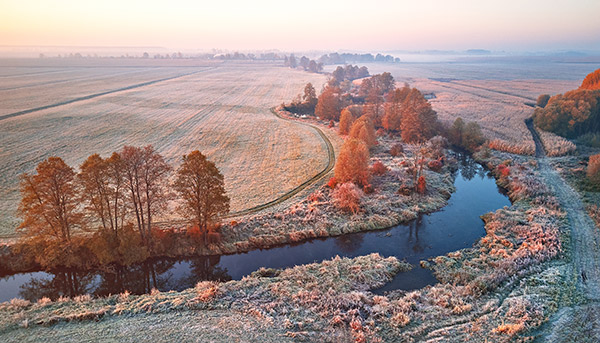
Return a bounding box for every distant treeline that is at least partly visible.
[318,52,400,65]
[284,55,324,73]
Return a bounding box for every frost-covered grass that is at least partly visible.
[537,128,577,157]
[0,253,408,342]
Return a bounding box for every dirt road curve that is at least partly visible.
[223,108,335,218]
[526,119,600,342]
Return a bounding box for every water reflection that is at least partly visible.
[0,153,511,302]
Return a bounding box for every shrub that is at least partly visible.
[497,164,511,178]
[390,143,404,156]
[588,154,600,186]
[333,182,363,214]
[427,159,443,172]
[577,132,600,147]
[327,177,338,189]
[488,139,535,156]
[371,161,388,176]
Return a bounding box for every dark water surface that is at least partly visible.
[0,155,510,302]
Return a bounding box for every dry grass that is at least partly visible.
[0,61,328,237]
[537,128,577,156]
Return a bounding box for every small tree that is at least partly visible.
[416,175,427,194]
[536,94,550,108]
[334,138,370,186]
[302,83,318,113]
[174,150,230,244]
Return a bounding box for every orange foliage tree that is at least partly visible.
[349,115,377,148]
[581,69,600,90]
[79,152,127,238]
[382,86,410,132]
[339,108,355,135]
[174,150,230,244]
[18,157,82,244]
[17,157,83,267]
[400,88,439,143]
[315,85,341,121]
[334,138,370,186]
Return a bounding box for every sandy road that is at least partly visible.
[525,120,600,342]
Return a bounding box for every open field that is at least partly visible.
[343,59,596,154]
[0,60,328,238]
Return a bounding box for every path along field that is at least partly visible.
[0,60,328,238]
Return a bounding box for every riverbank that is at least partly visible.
[0,135,458,276]
[0,147,575,341]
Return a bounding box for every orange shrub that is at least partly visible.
[427,159,443,172]
[497,164,511,178]
[332,182,363,214]
[327,177,338,189]
[588,154,600,186]
[390,143,403,156]
[371,161,388,176]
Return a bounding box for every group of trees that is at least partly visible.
[533,69,600,138]
[284,55,323,73]
[448,117,486,152]
[17,146,229,269]
[331,65,370,84]
[288,71,443,146]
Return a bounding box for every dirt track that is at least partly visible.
[526,120,600,342]
[223,108,335,218]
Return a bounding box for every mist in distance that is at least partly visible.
[1,0,599,56]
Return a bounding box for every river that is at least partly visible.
[0,154,510,302]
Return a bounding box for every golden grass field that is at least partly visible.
[0,60,328,238]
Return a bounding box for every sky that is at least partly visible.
[1,0,600,53]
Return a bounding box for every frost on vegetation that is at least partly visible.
[489,139,535,156]
[213,138,457,255]
[0,253,408,340]
[537,129,576,157]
